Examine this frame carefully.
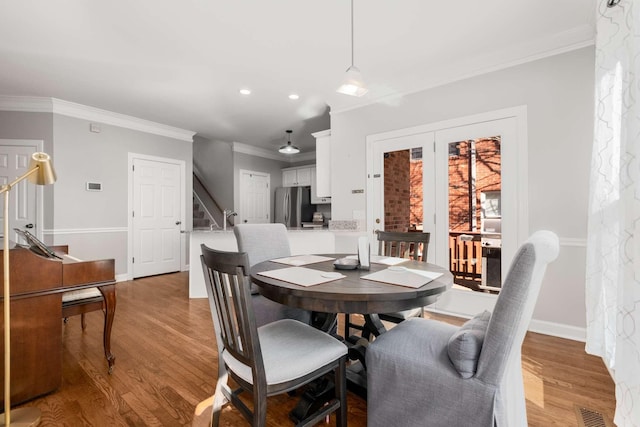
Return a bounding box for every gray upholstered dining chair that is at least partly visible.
[200,244,348,427]
[345,231,431,339]
[366,230,559,427]
[233,223,313,327]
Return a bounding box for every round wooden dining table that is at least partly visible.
[250,253,453,324]
[251,254,453,408]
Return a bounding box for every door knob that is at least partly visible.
[25,223,34,229]
[175,221,181,225]
[375,218,380,224]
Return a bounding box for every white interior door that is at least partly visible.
[132,157,182,278]
[0,141,40,242]
[239,169,270,224]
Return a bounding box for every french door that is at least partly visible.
[370,132,436,263]
[367,107,527,305]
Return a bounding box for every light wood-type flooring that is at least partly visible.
[17,272,615,426]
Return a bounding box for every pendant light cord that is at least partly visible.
[350,0,355,67]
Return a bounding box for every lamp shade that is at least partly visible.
[336,66,368,97]
[27,152,57,186]
[278,130,300,154]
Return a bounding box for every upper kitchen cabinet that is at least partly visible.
[310,167,331,204]
[282,166,312,187]
[312,130,331,197]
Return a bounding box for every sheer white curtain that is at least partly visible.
[586,1,640,425]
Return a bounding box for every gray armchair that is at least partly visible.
[233,223,312,327]
[366,230,560,427]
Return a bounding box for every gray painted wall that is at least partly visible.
[52,114,193,275]
[194,139,322,226]
[329,47,595,331]
[193,136,234,212]
[0,110,193,277]
[0,111,55,228]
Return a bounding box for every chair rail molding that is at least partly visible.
[43,227,128,235]
[559,237,587,247]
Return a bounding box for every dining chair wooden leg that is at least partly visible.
[192,395,214,427]
[336,356,347,427]
[253,385,268,427]
[81,313,87,330]
[211,372,229,427]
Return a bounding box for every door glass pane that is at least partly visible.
[383,147,423,232]
[448,137,502,293]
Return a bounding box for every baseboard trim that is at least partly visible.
[115,273,130,283]
[426,307,473,320]
[529,318,586,342]
[426,307,587,342]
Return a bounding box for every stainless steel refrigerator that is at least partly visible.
[274,186,314,228]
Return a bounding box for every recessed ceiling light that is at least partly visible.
[288,94,300,100]
[239,89,251,95]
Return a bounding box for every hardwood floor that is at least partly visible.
[18,272,615,426]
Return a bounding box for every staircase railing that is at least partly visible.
[193,168,234,229]
[193,190,218,229]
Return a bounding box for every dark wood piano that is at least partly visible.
[0,244,115,407]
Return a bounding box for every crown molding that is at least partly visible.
[0,95,54,113]
[311,129,331,138]
[330,24,595,115]
[232,141,316,163]
[0,96,195,142]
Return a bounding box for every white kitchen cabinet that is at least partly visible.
[310,167,331,204]
[296,167,311,186]
[312,130,331,197]
[282,169,298,187]
[282,166,312,187]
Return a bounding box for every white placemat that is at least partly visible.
[346,254,409,266]
[257,266,345,287]
[361,267,443,288]
[270,255,335,266]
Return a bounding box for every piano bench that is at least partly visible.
[62,288,104,331]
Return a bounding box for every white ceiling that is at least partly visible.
[0,1,595,153]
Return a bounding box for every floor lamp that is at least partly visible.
[0,152,56,427]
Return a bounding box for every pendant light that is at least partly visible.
[337,0,368,97]
[279,130,300,154]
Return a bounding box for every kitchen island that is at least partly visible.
[189,228,364,298]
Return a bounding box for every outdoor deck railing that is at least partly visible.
[449,231,483,289]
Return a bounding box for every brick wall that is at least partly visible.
[448,138,501,232]
[384,150,411,231]
[383,138,500,234]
